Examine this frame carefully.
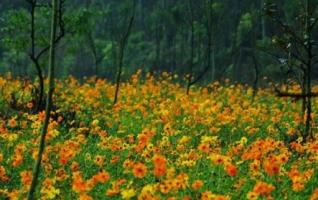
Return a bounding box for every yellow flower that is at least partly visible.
[92,119,99,126]
[141,184,155,194]
[179,136,191,144]
[121,188,136,199]
[85,153,92,161]
[246,191,259,200]
[42,186,60,199]
[239,136,247,145]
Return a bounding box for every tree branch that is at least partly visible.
[35,0,65,60]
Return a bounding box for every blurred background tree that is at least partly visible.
[0,0,317,87]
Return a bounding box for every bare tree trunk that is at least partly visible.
[85,1,103,77]
[27,0,58,199]
[233,48,242,81]
[154,22,161,71]
[87,32,101,76]
[35,62,44,111]
[252,52,259,97]
[300,63,307,136]
[304,0,313,139]
[186,0,194,95]
[261,0,266,39]
[114,1,136,105]
[211,45,215,82]
[208,0,214,82]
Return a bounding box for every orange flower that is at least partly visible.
[292,181,304,192]
[6,190,19,200]
[198,143,210,153]
[70,161,79,172]
[38,111,46,121]
[175,173,189,190]
[106,188,120,196]
[249,160,260,173]
[160,181,172,194]
[310,188,318,200]
[12,153,23,167]
[93,170,110,184]
[0,166,9,183]
[183,196,192,200]
[123,159,134,169]
[20,170,32,186]
[94,155,105,167]
[8,118,17,128]
[153,154,167,177]
[60,146,76,165]
[128,135,135,143]
[263,160,280,176]
[287,166,313,192]
[72,172,87,193]
[56,168,67,181]
[133,162,147,178]
[27,102,34,109]
[154,166,167,177]
[192,180,203,190]
[79,193,93,200]
[153,154,166,165]
[110,155,120,164]
[225,164,237,177]
[135,133,150,152]
[212,154,224,165]
[277,154,289,164]
[253,181,275,196]
[106,179,126,196]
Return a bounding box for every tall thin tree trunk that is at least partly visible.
[186,0,194,95]
[114,45,124,105]
[208,0,214,82]
[34,61,44,111]
[211,46,215,82]
[27,0,58,199]
[155,23,161,71]
[304,0,313,139]
[114,1,136,105]
[261,0,266,39]
[87,32,99,76]
[233,48,242,81]
[252,52,259,97]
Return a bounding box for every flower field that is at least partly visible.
[1,72,318,200]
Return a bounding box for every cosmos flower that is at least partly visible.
[252,181,275,196]
[8,118,17,128]
[20,170,32,187]
[133,162,147,178]
[121,188,136,199]
[192,180,203,190]
[224,163,237,177]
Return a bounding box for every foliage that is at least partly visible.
[0,0,287,85]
